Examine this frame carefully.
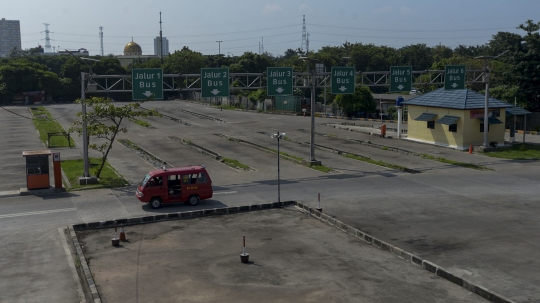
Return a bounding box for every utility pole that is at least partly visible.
[300,56,321,166]
[159,12,163,64]
[216,40,222,67]
[475,50,509,148]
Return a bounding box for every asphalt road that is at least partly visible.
[1,101,540,302]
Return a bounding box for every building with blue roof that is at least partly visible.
[401,88,512,150]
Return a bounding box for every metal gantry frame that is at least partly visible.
[88,70,486,93]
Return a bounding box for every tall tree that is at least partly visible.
[333,86,375,117]
[163,47,206,74]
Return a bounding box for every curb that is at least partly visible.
[294,201,517,303]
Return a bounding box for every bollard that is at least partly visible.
[316,193,322,212]
[240,235,249,263]
[111,221,120,247]
[380,124,387,138]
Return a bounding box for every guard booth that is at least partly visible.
[22,150,51,190]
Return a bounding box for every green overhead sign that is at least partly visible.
[267,67,293,96]
[389,66,412,92]
[201,68,229,98]
[445,65,466,90]
[331,67,355,94]
[132,68,163,100]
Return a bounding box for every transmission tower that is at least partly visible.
[301,15,307,53]
[42,23,53,53]
[99,26,104,56]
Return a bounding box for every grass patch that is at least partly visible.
[344,153,419,173]
[311,165,333,173]
[420,154,489,170]
[381,146,389,151]
[61,157,129,190]
[221,157,251,170]
[483,143,540,160]
[130,118,151,128]
[30,106,75,148]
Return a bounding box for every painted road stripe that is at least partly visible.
[213,191,237,195]
[0,208,76,219]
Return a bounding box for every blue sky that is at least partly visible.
[5,0,540,56]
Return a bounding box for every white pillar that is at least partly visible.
[397,107,402,139]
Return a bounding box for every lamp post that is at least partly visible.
[299,56,321,165]
[66,50,99,180]
[271,132,286,206]
[475,50,509,148]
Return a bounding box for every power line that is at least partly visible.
[307,23,519,33]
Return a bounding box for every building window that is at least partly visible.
[427,121,435,129]
[480,123,490,132]
[449,124,457,132]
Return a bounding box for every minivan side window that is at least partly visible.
[168,175,180,186]
[197,173,208,183]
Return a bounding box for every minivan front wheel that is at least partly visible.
[187,195,200,206]
[150,197,162,209]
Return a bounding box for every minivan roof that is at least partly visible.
[149,165,206,176]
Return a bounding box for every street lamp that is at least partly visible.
[299,56,322,166]
[66,50,99,181]
[271,132,285,206]
[474,50,509,148]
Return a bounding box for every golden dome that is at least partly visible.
[124,39,142,56]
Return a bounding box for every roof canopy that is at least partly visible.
[414,113,437,121]
[436,115,460,125]
[402,88,512,110]
[506,106,531,116]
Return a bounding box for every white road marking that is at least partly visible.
[0,208,76,219]
[213,191,237,195]
[58,228,86,303]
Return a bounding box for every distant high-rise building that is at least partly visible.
[0,18,21,57]
[154,37,169,57]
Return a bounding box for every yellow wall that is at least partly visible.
[407,105,506,149]
[462,109,506,146]
[407,106,465,149]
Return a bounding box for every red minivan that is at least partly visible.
[136,165,213,209]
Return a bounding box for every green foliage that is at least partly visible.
[248,89,267,102]
[70,97,160,178]
[333,86,375,117]
[0,59,63,98]
[163,47,206,74]
[483,143,540,160]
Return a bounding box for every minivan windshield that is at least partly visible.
[140,174,151,186]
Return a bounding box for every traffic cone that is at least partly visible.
[119,224,126,242]
[468,145,473,154]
